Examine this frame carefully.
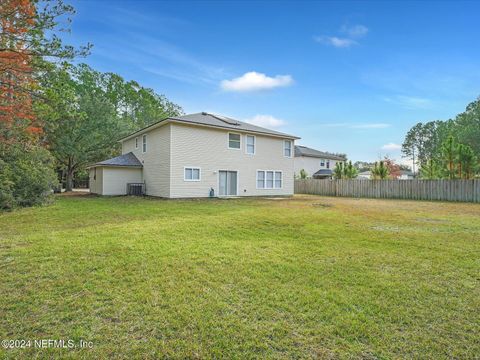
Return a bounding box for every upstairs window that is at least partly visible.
[135,137,139,149]
[326,159,330,169]
[284,140,292,157]
[142,134,147,153]
[320,159,325,167]
[246,135,255,154]
[229,133,241,149]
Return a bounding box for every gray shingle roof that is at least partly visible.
[295,145,345,161]
[313,169,333,176]
[94,152,142,167]
[119,112,299,141]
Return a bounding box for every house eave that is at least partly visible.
[118,118,300,143]
[87,164,143,169]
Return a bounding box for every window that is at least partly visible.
[257,171,265,188]
[284,140,292,157]
[320,159,325,167]
[326,159,330,169]
[266,171,274,188]
[228,133,241,149]
[142,134,147,153]
[274,171,282,188]
[257,170,283,189]
[184,167,200,181]
[135,137,138,149]
[246,135,255,154]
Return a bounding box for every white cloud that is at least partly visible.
[341,24,369,38]
[351,123,391,129]
[314,36,357,48]
[220,72,293,92]
[245,114,287,129]
[382,143,402,151]
[383,95,432,109]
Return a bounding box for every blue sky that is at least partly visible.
[66,0,480,163]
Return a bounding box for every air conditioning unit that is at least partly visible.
[127,183,145,196]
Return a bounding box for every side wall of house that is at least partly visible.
[102,167,143,195]
[122,124,171,197]
[294,156,338,178]
[89,167,103,194]
[169,123,295,198]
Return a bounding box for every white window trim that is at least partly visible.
[283,140,292,158]
[184,166,201,182]
[228,132,241,150]
[245,134,256,155]
[142,134,147,153]
[135,137,139,149]
[320,159,325,167]
[256,170,283,189]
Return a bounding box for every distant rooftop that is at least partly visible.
[294,145,345,160]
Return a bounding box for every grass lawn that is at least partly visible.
[0,194,479,359]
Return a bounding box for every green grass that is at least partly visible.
[1,194,479,359]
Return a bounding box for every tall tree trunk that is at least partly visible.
[65,157,74,192]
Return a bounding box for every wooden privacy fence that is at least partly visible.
[294,179,480,203]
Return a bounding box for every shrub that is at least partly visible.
[0,144,58,210]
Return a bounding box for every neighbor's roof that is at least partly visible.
[294,145,345,160]
[89,152,143,168]
[313,169,333,176]
[119,112,300,142]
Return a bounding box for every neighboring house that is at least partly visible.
[357,170,415,180]
[294,145,345,179]
[357,171,372,180]
[88,112,300,198]
[398,170,415,179]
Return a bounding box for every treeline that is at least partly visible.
[0,1,182,209]
[402,98,479,179]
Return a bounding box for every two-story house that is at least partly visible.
[294,145,345,179]
[88,112,300,198]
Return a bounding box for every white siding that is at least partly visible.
[102,167,142,195]
[169,123,294,198]
[294,156,338,178]
[122,124,171,197]
[89,167,103,194]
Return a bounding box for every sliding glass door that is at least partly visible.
[219,171,237,196]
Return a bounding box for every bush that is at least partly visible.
[0,144,58,210]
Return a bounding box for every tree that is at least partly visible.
[401,96,480,179]
[299,169,308,179]
[0,142,57,210]
[334,161,358,179]
[343,161,358,179]
[383,157,401,179]
[441,136,457,179]
[420,159,441,179]
[333,162,343,179]
[40,64,183,191]
[0,0,90,140]
[371,161,389,180]
[455,98,480,156]
[456,143,476,179]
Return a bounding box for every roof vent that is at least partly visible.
[201,112,208,116]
